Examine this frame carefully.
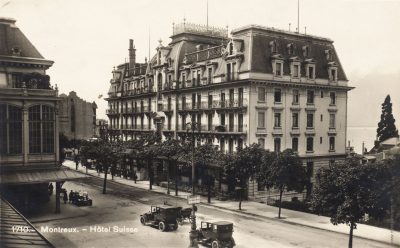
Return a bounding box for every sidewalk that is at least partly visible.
[64,160,400,246]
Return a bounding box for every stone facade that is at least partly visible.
[59,91,97,140]
[105,22,353,195]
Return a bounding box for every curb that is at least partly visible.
[66,166,399,247]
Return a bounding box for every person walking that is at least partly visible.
[63,191,68,204]
[74,155,79,170]
[69,190,74,204]
[48,183,54,195]
[133,171,137,184]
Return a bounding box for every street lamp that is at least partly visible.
[186,121,199,248]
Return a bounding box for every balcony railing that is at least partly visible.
[120,124,152,131]
[184,45,224,64]
[177,124,245,133]
[173,22,228,38]
[106,109,119,114]
[177,99,247,111]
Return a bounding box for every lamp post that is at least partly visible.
[186,121,199,248]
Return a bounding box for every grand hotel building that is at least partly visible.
[106,22,352,184]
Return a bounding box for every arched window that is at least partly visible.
[29,105,55,154]
[229,42,234,55]
[0,104,22,154]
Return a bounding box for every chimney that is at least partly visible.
[129,39,136,76]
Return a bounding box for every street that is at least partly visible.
[27,177,395,248]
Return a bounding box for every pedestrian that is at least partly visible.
[63,191,68,204]
[69,190,73,204]
[110,165,116,180]
[133,171,137,184]
[74,155,79,170]
[48,183,54,195]
[96,163,100,176]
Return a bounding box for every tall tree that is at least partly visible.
[224,144,264,210]
[312,158,389,248]
[377,95,399,142]
[138,133,161,190]
[259,149,307,218]
[156,139,186,195]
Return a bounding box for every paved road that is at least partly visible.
[30,177,395,248]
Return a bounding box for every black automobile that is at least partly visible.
[71,191,93,206]
[140,206,180,231]
[197,221,235,248]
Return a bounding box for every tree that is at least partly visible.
[380,154,400,231]
[260,149,307,218]
[377,95,399,142]
[156,139,186,195]
[80,138,122,194]
[191,143,222,203]
[224,144,264,210]
[138,133,161,190]
[312,158,389,248]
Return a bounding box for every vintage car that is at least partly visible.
[197,221,235,248]
[140,206,180,231]
[71,191,93,206]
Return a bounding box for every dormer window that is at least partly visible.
[326,49,333,61]
[229,42,234,55]
[287,43,294,55]
[11,47,21,56]
[306,64,315,79]
[158,51,161,64]
[291,63,300,78]
[303,45,310,57]
[274,61,283,76]
[270,40,278,53]
[329,68,337,81]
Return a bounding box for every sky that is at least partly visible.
[1,0,400,152]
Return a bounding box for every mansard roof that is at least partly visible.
[0,17,53,67]
[0,18,43,59]
[232,24,347,81]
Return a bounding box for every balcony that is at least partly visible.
[159,103,173,112]
[176,124,246,134]
[177,99,247,113]
[120,124,153,131]
[106,109,119,115]
[183,45,225,64]
[212,99,248,109]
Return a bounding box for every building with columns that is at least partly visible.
[106,22,352,194]
[0,17,83,213]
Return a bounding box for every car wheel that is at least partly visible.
[159,221,166,232]
[212,240,220,248]
[177,218,184,225]
[140,217,146,225]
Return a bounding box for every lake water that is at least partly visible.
[347,126,376,153]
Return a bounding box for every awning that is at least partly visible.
[0,197,54,247]
[0,168,88,185]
